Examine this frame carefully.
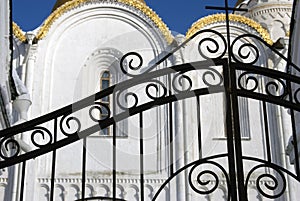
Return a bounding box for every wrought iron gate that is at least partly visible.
[2,3,300,201]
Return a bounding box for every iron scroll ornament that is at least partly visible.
[119,29,228,78]
[230,33,300,73]
[245,164,287,199]
[0,126,53,159]
[116,79,168,110]
[188,160,230,198]
[152,155,231,201]
[293,88,300,104]
[237,72,288,98]
[1,29,300,171]
[0,137,20,160]
[116,65,224,111]
[0,59,226,166]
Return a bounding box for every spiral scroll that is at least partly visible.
[197,30,227,60]
[245,164,286,199]
[265,79,287,98]
[60,115,81,136]
[120,52,143,77]
[116,91,139,110]
[0,138,20,159]
[172,73,193,93]
[238,72,259,92]
[89,102,111,122]
[293,88,300,104]
[188,161,230,198]
[31,127,53,148]
[238,72,287,98]
[231,35,260,65]
[202,69,223,87]
[145,80,167,100]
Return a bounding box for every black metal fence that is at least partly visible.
[2,2,300,199]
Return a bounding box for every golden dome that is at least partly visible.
[52,0,146,11]
[38,0,172,43]
[186,14,273,45]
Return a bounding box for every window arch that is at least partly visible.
[82,48,127,137]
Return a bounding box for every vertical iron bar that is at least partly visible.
[287,49,300,176]
[113,93,117,200]
[283,0,300,174]
[224,0,246,199]
[169,102,174,176]
[288,107,300,177]
[113,124,116,200]
[223,61,238,201]
[81,137,87,200]
[262,101,272,162]
[196,95,202,159]
[286,66,300,177]
[50,118,58,201]
[140,112,144,201]
[168,73,174,176]
[224,0,238,200]
[229,64,246,199]
[286,0,297,74]
[19,162,26,201]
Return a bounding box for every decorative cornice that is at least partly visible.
[36,0,173,44]
[38,177,166,184]
[186,13,273,45]
[251,6,292,17]
[12,22,27,43]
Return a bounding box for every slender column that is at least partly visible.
[172,35,187,201]
[24,33,37,102]
[13,33,37,201]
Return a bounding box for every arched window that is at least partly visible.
[100,70,110,135]
[82,48,128,137]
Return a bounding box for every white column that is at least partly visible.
[0,0,9,87]
[172,35,188,201]
[24,33,37,103]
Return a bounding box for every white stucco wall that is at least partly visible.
[2,0,300,200]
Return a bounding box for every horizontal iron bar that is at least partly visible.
[237,89,300,112]
[233,63,300,85]
[205,6,248,12]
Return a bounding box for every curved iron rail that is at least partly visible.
[1,28,300,169]
[0,58,226,168]
[243,156,300,200]
[1,60,300,168]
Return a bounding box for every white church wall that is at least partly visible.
[179,16,299,200]
[183,21,270,163]
[1,0,299,200]
[20,2,173,200]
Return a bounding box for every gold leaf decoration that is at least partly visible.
[12,22,27,42]
[36,0,173,44]
[186,13,273,45]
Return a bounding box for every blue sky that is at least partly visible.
[12,0,237,34]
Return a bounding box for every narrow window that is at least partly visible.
[100,71,110,135]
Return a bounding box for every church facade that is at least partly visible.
[1,0,300,200]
